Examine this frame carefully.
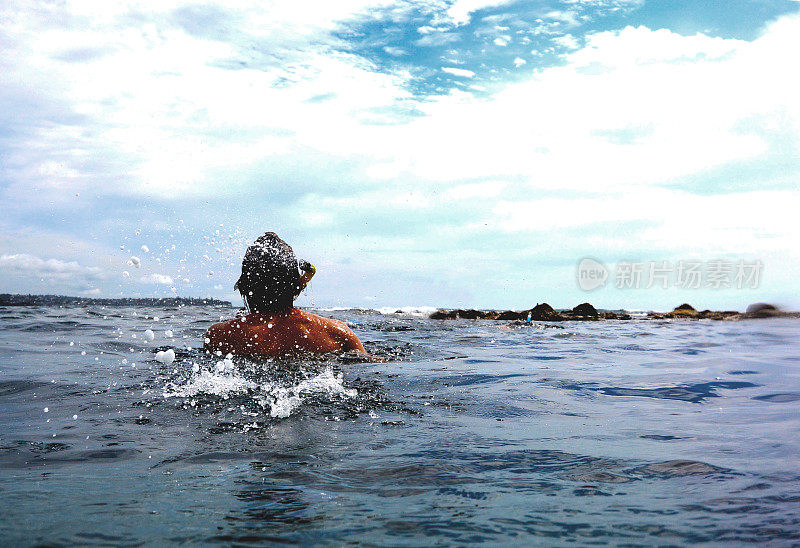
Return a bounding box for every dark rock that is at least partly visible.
[429,309,496,320]
[698,310,740,320]
[528,303,564,321]
[667,310,698,318]
[530,303,554,314]
[669,303,699,318]
[429,302,796,322]
[746,302,778,316]
[572,302,598,317]
[496,310,526,321]
[600,312,632,320]
[654,304,743,320]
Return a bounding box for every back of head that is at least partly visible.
[235,232,301,313]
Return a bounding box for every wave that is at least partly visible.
[314,306,438,317]
[162,357,356,419]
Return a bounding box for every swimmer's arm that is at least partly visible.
[326,318,369,354]
[204,322,230,352]
[347,333,367,354]
[332,320,390,362]
[337,321,366,354]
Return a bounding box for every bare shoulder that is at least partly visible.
[206,318,246,344]
[296,310,364,352]
[323,315,365,352]
[324,316,355,338]
[327,316,353,333]
[296,309,347,330]
[204,320,228,350]
[206,320,224,337]
[207,318,237,334]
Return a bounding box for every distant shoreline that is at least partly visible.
[1,295,795,321]
[429,302,798,322]
[0,293,232,307]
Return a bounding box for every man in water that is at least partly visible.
[204,232,367,356]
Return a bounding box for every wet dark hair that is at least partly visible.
[234,232,303,313]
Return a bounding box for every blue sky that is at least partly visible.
[1,0,799,311]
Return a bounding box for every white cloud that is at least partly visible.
[141,273,175,285]
[513,57,526,67]
[283,15,800,308]
[0,0,413,201]
[383,46,406,56]
[10,2,791,206]
[0,254,104,280]
[442,66,476,77]
[379,16,800,194]
[445,0,517,26]
[442,182,506,200]
[570,26,741,65]
[1,3,799,308]
[553,33,580,49]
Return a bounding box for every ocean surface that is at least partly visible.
[1,304,800,545]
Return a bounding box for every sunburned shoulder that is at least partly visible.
[205,309,366,356]
[294,310,365,352]
[297,310,347,328]
[207,317,247,335]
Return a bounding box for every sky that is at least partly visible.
[1,0,799,311]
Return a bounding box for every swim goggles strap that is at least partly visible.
[297,260,316,294]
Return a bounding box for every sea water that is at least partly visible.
[1,304,799,545]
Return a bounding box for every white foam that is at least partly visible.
[155,348,175,365]
[262,386,303,418]
[163,364,356,419]
[376,306,438,317]
[143,329,155,342]
[214,357,234,374]
[259,368,356,418]
[164,369,256,398]
[315,306,438,317]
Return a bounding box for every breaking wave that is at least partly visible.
[163,355,357,419]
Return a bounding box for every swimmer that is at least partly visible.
[204,232,367,357]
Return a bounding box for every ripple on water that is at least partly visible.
[559,380,760,403]
[2,306,800,545]
[752,392,800,403]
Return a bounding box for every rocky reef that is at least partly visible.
[429,302,630,321]
[430,302,797,322]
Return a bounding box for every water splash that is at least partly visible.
[162,357,357,419]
